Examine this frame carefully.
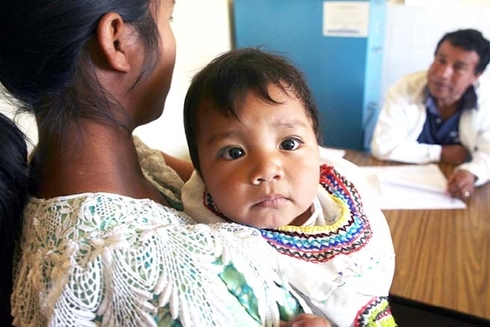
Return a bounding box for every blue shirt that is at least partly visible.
[417,85,477,145]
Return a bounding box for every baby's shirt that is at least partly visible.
[182,152,397,327]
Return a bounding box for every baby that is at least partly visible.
[182,48,396,327]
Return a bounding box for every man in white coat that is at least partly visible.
[371,29,490,200]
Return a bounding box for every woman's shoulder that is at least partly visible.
[26,192,193,229]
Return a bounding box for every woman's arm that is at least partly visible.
[161,152,194,182]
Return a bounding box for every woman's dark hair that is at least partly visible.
[183,47,322,175]
[0,0,161,143]
[0,113,28,325]
[435,29,490,75]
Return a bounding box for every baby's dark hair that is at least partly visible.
[184,47,322,175]
[0,113,28,325]
[435,29,490,75]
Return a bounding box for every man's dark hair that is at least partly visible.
[435,29,490,74]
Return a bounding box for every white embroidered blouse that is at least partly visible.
[10,137,304,327]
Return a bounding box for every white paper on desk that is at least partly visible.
[359,164,467,210]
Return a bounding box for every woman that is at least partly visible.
[0,0,329,326]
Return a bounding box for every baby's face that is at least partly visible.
[195,85,320,228]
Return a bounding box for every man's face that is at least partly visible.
[427,40,481,107]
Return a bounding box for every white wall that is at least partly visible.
[381,0,490,102]
[134,0,232,159]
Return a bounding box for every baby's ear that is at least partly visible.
[95,12,131,72]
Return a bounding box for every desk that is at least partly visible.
[343,150,490,321]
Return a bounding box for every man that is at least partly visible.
[371,29,490,200]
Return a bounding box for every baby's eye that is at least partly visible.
[280,138,301,151]
[220,147,245,160]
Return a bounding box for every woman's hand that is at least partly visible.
[280,313,331,327]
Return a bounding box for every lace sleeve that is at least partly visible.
[12,194,305,327]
